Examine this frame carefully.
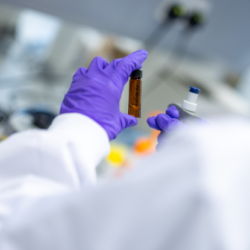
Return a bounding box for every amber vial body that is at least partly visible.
[128,76,142,118]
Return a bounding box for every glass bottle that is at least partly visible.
[128,70,142,118]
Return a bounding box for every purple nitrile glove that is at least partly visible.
[147,106,186,148]
[147,106,184,132]
[60,50,148,140]
[147,105,208,149]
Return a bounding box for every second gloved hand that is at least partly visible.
[60,50,148,140]
[147,106,207,148]
[147,106,185,145]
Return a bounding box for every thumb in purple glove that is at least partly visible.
[60,50,148,140]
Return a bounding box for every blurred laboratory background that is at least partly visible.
[0,0,250,178]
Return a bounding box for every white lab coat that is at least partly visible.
[0,114,250,250]
[0,113,110,231]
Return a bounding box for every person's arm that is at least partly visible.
[0,119,203,249]
[0,49,148,231]
[0,113,109,230]
[2,118,249,250]
[0,117,238,250]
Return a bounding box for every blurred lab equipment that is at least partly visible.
[144,3,186,50]
[0,108,56,140]
[0,24,16,54]
[128,69,142,118]
[133,128,159,155]
[145,1,206,56]
[106,143,128,167]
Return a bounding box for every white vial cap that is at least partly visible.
[182,86,200,112]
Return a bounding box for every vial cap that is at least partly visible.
[130,69,142,78]
[189,86,200,94]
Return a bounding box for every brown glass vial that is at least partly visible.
[128,69,142,118]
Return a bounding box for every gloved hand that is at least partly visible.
[147,106,185,146]
[147,106,207,148]
[60,50,148,140]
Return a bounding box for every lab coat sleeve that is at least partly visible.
[0,118,216,250]
[0,113,110,230]
[2,118,250,250]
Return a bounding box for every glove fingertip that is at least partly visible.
[88,57,109,73]
[122,113,138,128]
[116,50,148,79]
[156,113,172,131]
[147,116,161,130]
[136,49,148,57]
[128,116,138,127]
[166,105,180,119]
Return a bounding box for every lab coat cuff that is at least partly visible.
[49,113,110,167]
